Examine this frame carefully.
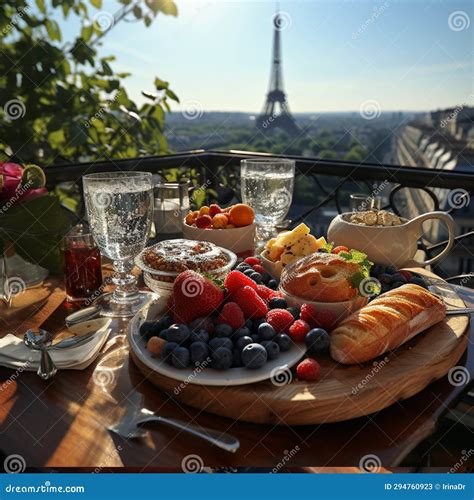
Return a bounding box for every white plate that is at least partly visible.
[128,297,306,387]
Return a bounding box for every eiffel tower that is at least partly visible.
[256,10,300,137]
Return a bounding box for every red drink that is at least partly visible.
[64,228,103,302]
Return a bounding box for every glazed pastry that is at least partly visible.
[330,284,446,364]
[280,252,360,302]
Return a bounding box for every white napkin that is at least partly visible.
[0,320,111,371]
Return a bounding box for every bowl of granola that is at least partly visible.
[135,239,237,295]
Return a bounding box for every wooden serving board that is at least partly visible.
[129,269,470,425]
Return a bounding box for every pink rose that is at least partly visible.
[0,162,47,205]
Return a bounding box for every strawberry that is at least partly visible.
[224,270,257,295]
[256,284,283,304]
[266,309,294,333]
[233,285,268,318]
[296,358,321,381]
[289,319,310,343]
[173,270,224,323]
[216,302,245,330]
[244,256,261,266]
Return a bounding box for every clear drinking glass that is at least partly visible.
[82,171,154,317]
[241,158,295,245]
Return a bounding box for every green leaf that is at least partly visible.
[45,19,62,41]
[165,88,179,102]
[90,0,102,7]
[36,0,47,14]
[154,77,169,90]
[81,24,93,42]
[157,0,178,16]
[133,5,142,18]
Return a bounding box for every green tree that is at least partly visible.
[0,0,179,165]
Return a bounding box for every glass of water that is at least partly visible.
[83,171,154,317]
[241,158,295,245]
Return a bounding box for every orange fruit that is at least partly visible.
[228,203,254,227]
[212,214,228,229]
[198,206,210,216]
[185,211,198,225]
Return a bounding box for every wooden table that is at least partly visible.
[1,273,472,470]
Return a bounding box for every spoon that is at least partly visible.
[24,329,57,380]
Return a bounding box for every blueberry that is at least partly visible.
[378,273,393,285]
[211,347,233,370]
[252,318,266,334]
[275,333,292,352]
[386,265,397,275]
[261,340,280,360]
[245,319,253,331]
[157,314,174,331]
[209,337,233,352]
[244,268,255,277]
[161,341,179,365]
[232,348,243,367]
[268,279,278,290]
[269,297,287,309]
[251,334,260,343]
[287,307,300,320]
[258,322,276,341]
[250,272,262,284]
[190,329,210,344]
[241,343,268,369]
[409,276,427,288]
[171,346,190,368]
[305,328,330,355]
[261,272,272,284]
[236,263,252,271]
[391,281,405,289]
[190,341,210,367]
[233,327,251,339]
[381,284,390,294]
[371,264,383,277]
[139,321,159,341]
[189,317,213,334]
[159,328,169,340]
[214,323,233,338]
[167,324,191,344]
[236,336,253,351]
[391,273,407,284]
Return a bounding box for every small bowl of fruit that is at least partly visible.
[182,203,256,258]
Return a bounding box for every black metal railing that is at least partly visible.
[46,150,474,278]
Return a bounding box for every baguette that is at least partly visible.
[330,284,446,364]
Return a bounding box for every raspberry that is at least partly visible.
[266,308,294,333]
[296,358,321,381]
[314,309,338,331]
[209,204,222,217]
[244,256,261,266]
[216,302,245,330]
[195,215,212,228]
[234,285,268,318]
[332,245,349,255]
[398,270,413,281]
[224,270,257,295]
[288,319,310,343]
[300,303,318,327]
[255,284,283,303]
[252,264,265,274]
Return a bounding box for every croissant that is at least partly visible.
[330,284,446,364]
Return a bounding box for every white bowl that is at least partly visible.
[259,249,282,279]
[279,288,368,324]
[182,221,256,259]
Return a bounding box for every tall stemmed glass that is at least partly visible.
[83,172,154,317]
[241,158,295,246]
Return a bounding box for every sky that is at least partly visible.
[62,0,473,113]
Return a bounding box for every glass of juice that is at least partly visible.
[64,225,103,303]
